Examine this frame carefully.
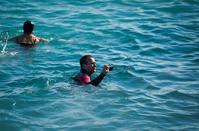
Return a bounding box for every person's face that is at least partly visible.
[83,57,96,74]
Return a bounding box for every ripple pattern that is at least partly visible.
[0,0,199,130]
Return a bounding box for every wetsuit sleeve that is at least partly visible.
[89,73,106,86]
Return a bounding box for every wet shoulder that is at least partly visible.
[74,72,91,84]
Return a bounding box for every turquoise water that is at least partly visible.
[0,0,199,130]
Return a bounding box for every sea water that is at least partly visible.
[0,0,199,130]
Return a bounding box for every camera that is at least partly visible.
[109,66,114,71]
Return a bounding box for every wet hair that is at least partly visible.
[23,20,34,34]
[80,55,93,69]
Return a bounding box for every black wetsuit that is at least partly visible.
[73,69,106,86]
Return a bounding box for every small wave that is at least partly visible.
[0,51,18,57]
[139,47,170,57]
[145,85,160,90]
[154,88,199,101]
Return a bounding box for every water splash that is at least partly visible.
[1,32,9,54]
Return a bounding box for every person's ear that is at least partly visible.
[82,64,87,69]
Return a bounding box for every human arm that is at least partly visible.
[0,36,17,43]
[89,65,110,86]
[35,37,48,43]
[75,72,105,86]
[89,73,106,86]
[38,37,48,42]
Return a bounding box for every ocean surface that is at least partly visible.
[0,0,199,130]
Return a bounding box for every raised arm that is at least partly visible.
[89,65,110,86]
[89,73,106,86]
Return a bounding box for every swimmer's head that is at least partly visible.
[80,55,96,74]
[23,20,34,34]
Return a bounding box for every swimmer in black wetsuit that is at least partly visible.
[4,20,48,46]
[73,55,112,86]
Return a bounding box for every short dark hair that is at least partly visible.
[80,55,93,69]
[23,20,34,34]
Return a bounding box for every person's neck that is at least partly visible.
[81,69,91,76]
[23,33,32,36]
